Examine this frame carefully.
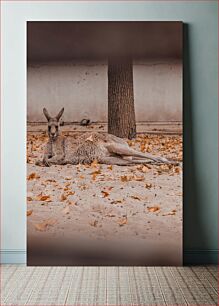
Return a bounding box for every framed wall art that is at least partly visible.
[26,21,183,266]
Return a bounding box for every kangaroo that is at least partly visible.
[36,108,174,167]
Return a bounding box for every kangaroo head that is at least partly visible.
[43,107,64,140]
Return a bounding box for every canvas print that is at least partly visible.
[27,22,183,265]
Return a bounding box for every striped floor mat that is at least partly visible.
[1,265,218,305]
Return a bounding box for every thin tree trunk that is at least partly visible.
[108,56,136,139]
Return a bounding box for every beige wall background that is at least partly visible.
[27,59,182,122]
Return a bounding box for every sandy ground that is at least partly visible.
[27,130,182,265]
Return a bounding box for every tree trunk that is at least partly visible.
[108,56,136,139]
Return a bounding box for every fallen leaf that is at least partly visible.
[27,210,33,216]
[36,194,52,202]
[67,191,75,196]
[131,195,141,201]
[110,199,123,204]
[142,166,150,173]
[133,175,145,181]
[91,169,101,175]
[64,182,71,187]
[174,167,181,174]
[147,206,160,213]
[90,159,99,168]
[137,165,150,173]
[34,218,57,231]
[118,216,127,226]
[176,192,182,196]
[27,196,33,201]
[45,179,56,183]
[79,184,87,190]
[89,220,98,227]
[107,165,113,170]
[145,183,153,189]
[27,172,40,180]
[162,209,177,216]
[120,176,129,182]
[105,213,116,217]
[67,200,76,206]
[60,193,67,201]
[101,191,110,198]
[91,169,101,180]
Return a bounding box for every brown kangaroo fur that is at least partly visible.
[36,108,175,167]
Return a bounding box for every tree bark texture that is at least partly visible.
[108,57,136,139]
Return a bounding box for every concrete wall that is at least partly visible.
[27,59,182,122]
[134,60,182,121]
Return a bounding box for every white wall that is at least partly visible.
[27,59,182,122]
[27,62,108,122]
[134,60,182,121]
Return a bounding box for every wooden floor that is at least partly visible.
[1,265,218,305]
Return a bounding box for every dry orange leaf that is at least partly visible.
[91,169,101,176]
[137,165,149,173]
[27,210,33,216]
[89,220,98,227]
[142,166,149,173]
[91,169,101,181]
[36,194,52,202]
[67,191,75,196]
[27,196,33,201]
[105,213,116,217]
[107,165,113,170]
[79,184,87,190]
[111,199,123,204]
[118,216,127,226]
[45,179,56,183]
[90,159,99,168]
[163,209,176,216]
[34,218,57,232]
[60,193,67,201]
[67,200,76,206]
[176,192,182,196]
[147,206,160,213]
[145,183,153,189]
[134,175,145,181]
[131,195,141,201]
[140,144,146,152]
[174,167,181,174]
[27,172,40,180]
[101,191,110,198]
[120,176,129,182]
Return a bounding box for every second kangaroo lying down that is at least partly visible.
[36,108,175,167]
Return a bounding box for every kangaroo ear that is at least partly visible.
[56,107,64,121]
[43,108,51,121]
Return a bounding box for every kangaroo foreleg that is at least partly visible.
[47,154,65,165]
